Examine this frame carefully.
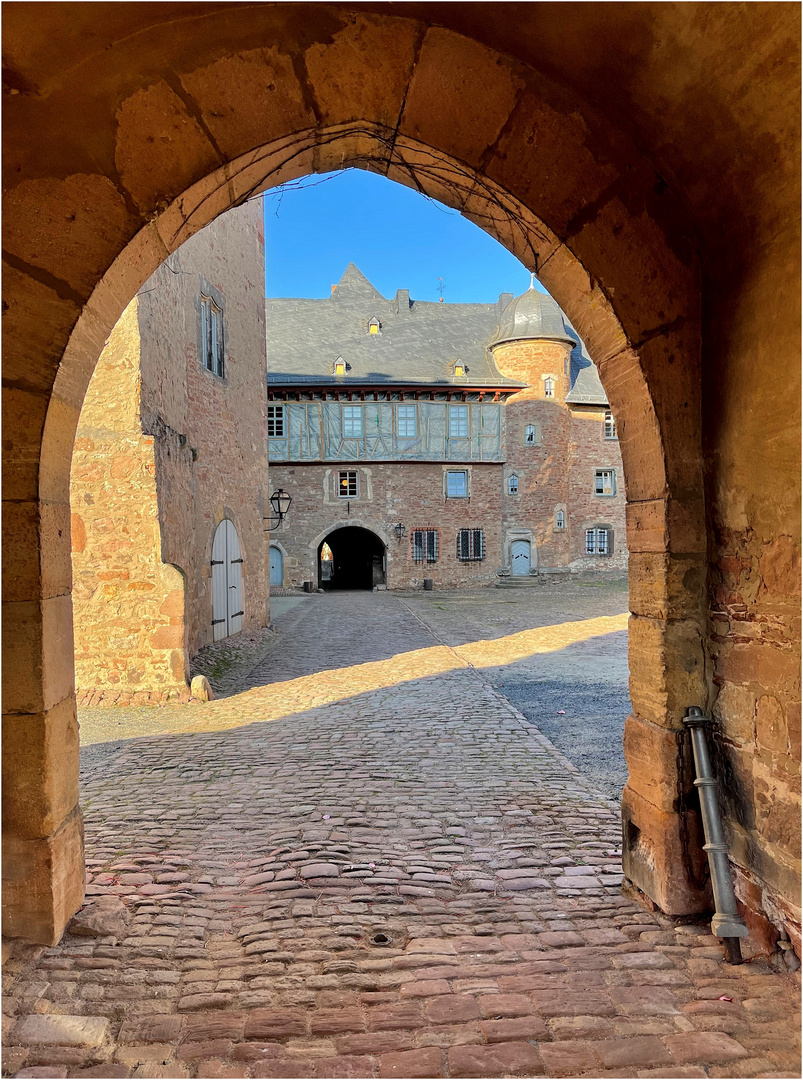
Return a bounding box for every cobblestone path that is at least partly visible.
[4,593,800,1079]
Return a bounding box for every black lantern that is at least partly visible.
[394,522,406,540]
[267,488,292,528]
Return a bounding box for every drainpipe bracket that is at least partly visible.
[712,913,749,938]
[683,707,713,729]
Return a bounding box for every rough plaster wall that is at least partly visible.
[70,302,188,691]
[138,200,271,657]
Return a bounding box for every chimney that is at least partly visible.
[395,288,410,313]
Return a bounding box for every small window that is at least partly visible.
[338,471,358,498]
[368,318,380,335]
[396,404,417,438]
[412,529,438,563]
[334,357,346,376]
[508,474,519,495]
[586,527,612,555]
[449,404,469,438]
[544,377,555,398]
[453,362,466,377]
[342,405,364,438]
[446,470,468,498]
[564,356,569,374]
[267,405,284,438]
[457,528,485,562]
[555,509,566,530]
[594,469,616,496]
[604,411,618,439]
[524,423,539,444]
[200,295,224,377]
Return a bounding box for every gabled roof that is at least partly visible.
[266,265,608,403]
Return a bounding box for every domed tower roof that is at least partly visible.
[490,284,575,347]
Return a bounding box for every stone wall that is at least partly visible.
[568,405,628,571]
[70,202,270,693]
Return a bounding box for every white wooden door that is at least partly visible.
[211,519,244,641]
[270,545,283,586]
[511,539,531,576]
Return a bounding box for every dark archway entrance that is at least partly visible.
[319,527,386,591]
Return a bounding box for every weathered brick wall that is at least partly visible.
[70,202,270,692]
[270,461,503,589]
[568,405,628,571]
[70,304,188,692]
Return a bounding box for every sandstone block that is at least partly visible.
[12,1014,110,1047]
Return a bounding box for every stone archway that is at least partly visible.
[6,6,792,946]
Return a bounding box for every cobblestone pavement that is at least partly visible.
[4,592,800,1079]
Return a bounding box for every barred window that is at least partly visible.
[338,471,358,498]
[342,405,363,438]
[449,404,469,437]
[604,411,618,439]
[412,529,438,564]
[594,469,616,495]
[396,404,417,438]
[267,405,284,438]
[457,528,485,561]
[586,527,612,555]
[446,470,468,498]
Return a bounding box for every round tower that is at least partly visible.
[490,286,575,577]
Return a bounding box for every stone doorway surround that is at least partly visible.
[2,5,798,953]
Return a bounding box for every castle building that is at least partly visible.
[266,265,626,590]
[70,202,272,699]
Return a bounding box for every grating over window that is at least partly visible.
[449,404,469,437]
[586,527,612,555]
[594,469,616,495]
[508,474,519,495]
[338,471,358,498]
[446,470,468,498]
[200,295,224,377]
[267,405,284,438]
[396,404,417,438]
[457,528,485,561]
[544,377,555,398]
[412,528,438,563]
[342,405,364,438]
[604,411,618,439]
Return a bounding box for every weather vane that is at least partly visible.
[438,276,445,302]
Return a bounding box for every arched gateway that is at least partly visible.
[319,527,386,591]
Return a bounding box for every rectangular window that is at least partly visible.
[446,470,468,498]
[200,295,224,377]
[544,377,555,398]
[396,404,417,438]
[594,469,616,495]
[586,528,611,555]
[457,528,485,561]
[449,404,469,437]
[267,405,284,438]
[604,410,618,439]
[412,529,438,564]
[338,471,358,498]
[342,405,364,438]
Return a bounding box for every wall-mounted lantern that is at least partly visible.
[267,488,292,529]
[394,522,406,541]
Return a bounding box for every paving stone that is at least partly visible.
[448,1041,544,1076]
[479,1015,549,1042]
[596,1036,674,1069]
[378,1047,443,1078]
[477,993,535,1018]
[118,1016,183,1044]
[662,1031,750,1064]
[538,1040,601,1074]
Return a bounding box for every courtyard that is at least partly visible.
[3,584,799,1078]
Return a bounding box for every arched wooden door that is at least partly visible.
[211,519,244,641]
[511,539,531,576]
[269,545,283,587]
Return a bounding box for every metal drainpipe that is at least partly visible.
[683,706,749,964]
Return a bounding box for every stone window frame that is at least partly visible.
[267,404,285,438]
[338,470,359,498]
[554,506,567,530]
[444,467,470,499]
[585,524,614,556]
[543,374,556,398]
[594,467,617,496]
[411,527,439,564]
[196,276,227,382]
[604,410,618,439]
[507,473,519,496]
[523,422,542,445]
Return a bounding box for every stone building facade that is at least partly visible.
[70,202,272,696]
[267,266,626,591]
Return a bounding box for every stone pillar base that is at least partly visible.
[622,783,712,916]
[2,806,85,945]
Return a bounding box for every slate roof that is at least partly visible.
[266,263,608,404]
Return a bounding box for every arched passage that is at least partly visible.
[5,7,794,948]
[319,526,386,591]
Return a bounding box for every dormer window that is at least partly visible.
[368,318,380,335]
[453,361,466,377]
[333,357,347,376]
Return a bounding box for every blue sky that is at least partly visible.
[262,169,546,303]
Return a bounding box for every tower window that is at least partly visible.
[508,474,519,495]
[524,423,540,444]
[604,410,618,439]
[544,377,555,398]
